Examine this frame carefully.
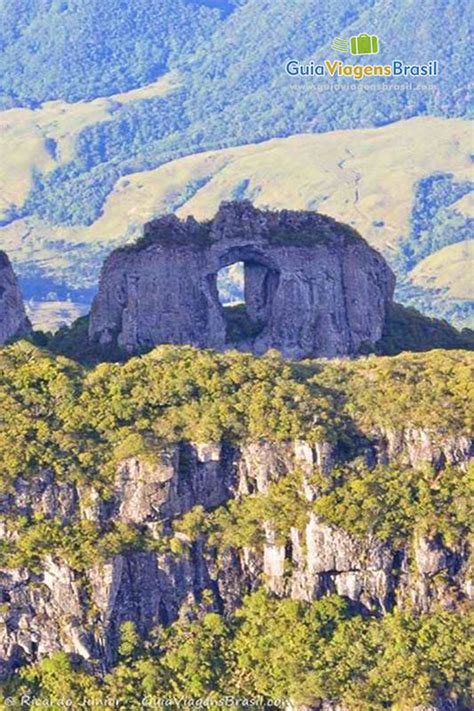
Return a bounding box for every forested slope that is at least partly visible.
[1,0,471,228]
[0,343,472,708]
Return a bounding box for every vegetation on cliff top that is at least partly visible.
[0,342,471,565]
[0,342,468,484]
[1,343,472,492]
[113,205,365,258]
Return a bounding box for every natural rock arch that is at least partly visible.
[89,201,395,359]
[207,245,281,349]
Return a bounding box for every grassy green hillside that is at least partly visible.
[0,73,178,223]
[411,240,474,300]
[0,0,472,329]
[1,341,472,514]
[1,0,471,229]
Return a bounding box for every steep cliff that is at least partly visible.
[0,251,30,345]
[89,202,395,359]
[0,435,471,677]
[0,343,472,708]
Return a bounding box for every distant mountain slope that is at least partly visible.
[2,117,471,329]
[410,241,474,300]
[0,73,178,222]
[0,0,471,229]
[0,0,221,106]
[0,1,472,329]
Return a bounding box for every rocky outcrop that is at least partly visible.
[89,201,395,359]
[0,251,30,345]
[0,429,471,676]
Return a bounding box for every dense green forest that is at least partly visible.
[1,341,472,514]
[3,599,472,709]
[0,0,229,107]
[3,0,472,228]
[0,342,472,707]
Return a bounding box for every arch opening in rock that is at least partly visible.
[216,261,244,306]
[89,202,396,358]
[212,261,265,346]
[211,246,279,345]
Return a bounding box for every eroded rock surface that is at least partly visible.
[0,429,471,676]
[89,201,395,358]
[0,251,30,345]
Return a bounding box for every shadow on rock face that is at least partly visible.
[89,201,395,359]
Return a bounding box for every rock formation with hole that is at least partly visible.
[0,251,30,346]
[89,201,395,359]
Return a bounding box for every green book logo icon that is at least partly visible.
[350,33,379,55]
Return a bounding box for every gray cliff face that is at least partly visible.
[89,202,395,359]
[0,429,471,678]
[0,251,30,345]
